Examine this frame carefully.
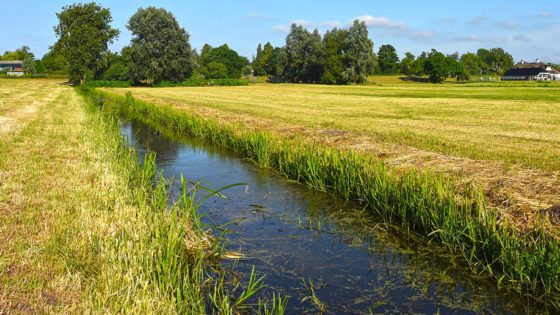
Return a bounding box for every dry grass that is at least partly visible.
[0,80,87,312]
[0,79,277,314]
[104,82,560,228]
[0,79,63,135]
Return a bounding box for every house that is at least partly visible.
[502,60,560,81]
[0,60,25,76]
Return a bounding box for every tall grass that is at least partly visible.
[78,87,284,314]
[81,87,560,303]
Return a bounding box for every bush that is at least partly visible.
[102,63,129,81]
[206,61,228,79]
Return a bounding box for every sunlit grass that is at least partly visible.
[87,87,560,303]
[105,82,560,171]
[0,79,285,314]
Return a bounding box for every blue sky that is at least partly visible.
[1,1,559,62]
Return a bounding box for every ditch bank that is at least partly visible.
[82,87,560,311]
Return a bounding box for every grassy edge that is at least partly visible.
[83,87,560,303]
[75,88,285,313]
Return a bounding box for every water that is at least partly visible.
[120,118,543,314]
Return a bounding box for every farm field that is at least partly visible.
[106,82,560,226]
[0,79,229,313]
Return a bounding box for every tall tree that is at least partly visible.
[477,48,513,77]
[267,47,287,78]
[342,20,376,83]
[377,44,399,74]
[252,43,264,75]
[425,50,453,83]
[199,44,245,79]
[401,52,415,75]
[460,52,483,76]
[285,24,323,83]
[22,55,36,74]
[54,3,119,83]
[411,51,428,76]
[321,28,348,84]
[260,43,274,75]
[126,7,193,84]
[41,49,67,73]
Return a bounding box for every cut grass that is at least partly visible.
[105,83,560,170]
[103,83,560,229]
[86,87,560,305]
[0,79,284,314]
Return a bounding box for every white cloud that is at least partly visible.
[244,12,266,19]
[353,15,408,30]
[271,25,290,34]
[408,31,438,40]
[272,19,316,34]
[537,12,553,18]
[291,19,314,27]
[513,34,531,42]
[321,20,341,28]
[496,20,517,29]
[451,35,507,44]
[467,16,487,26]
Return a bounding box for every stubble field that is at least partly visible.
[106,81,560,225]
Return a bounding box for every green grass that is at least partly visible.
[0,79,284,313]
[86,87,560,305]
[105,82,560,172]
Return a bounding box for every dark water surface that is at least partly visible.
[120,118,542,314]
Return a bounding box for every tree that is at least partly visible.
[285,24,323,83]
[126,7,193,84]
[1,51,20,60]
[342,20,376,84]
[98,51,129,81]
[252,43,273,76]
[261,43,274,75]
[460,52,483,77]
[242,65,253,77]
[252,43,264,75]
[41,49,67,73]
[23,55,36,74]
[54,3,119,83]
[200,44,245,79]
[206,61,228,79]
[34,60,46,73]
[377,44,399,74]
[267,47,287,78]
[321,28,348,84]
[425,50,453,83]
[401,52,415,75]
[411,51,428,76]
[477,48,513,77]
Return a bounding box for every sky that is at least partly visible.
[1,0,559,63]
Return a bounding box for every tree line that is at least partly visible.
[253,40,515,84]
[7,2,526,84]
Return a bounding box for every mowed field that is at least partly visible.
[0,79,216,313]
[106,82,560,224]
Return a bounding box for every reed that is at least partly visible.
[78,88,285,313]
[81,87,560,303]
